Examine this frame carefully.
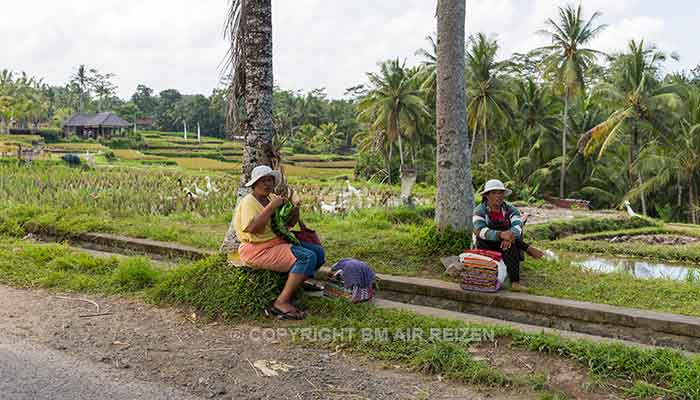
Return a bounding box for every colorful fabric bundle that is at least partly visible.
[459,252,501,293]
[462,249,503,262]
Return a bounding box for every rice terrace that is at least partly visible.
[1,1,700,399]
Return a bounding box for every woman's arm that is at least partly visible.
[244,197,285,234]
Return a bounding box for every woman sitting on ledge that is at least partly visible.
[233,165,325,320]
[473,179,544,292]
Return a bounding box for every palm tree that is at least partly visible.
[537,4,607,198]
[631,85,700,223]
[415,34,438,107]
[220,0,274,253]
[357,59,429,183]
[465,33,516,164]
[582,40,681,215]
[435,0,473,232]
[70,65,93,113]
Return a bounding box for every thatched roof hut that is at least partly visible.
[62,112,130,138]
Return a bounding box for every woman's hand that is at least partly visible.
[499,231,515,242]
[500,239,513,250]
[269,196,287,209]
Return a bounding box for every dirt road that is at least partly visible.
[0,285,529,400]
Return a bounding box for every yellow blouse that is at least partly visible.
[233,193,279,243]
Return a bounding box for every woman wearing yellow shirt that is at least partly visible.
[234,165,325,320]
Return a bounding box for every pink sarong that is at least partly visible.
[238,237,297,272]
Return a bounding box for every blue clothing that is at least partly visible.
[331,258,375,289]
[290,242,325,278]
[472,201,524,242]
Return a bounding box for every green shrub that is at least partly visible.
[104,150,117,162]
[47,253,117,275]
[110,258,160,291]
[148,254,287,320]
[411,223,471,256]
[102,135,146,150]
[386,205,435,225]
[528,216,660,241]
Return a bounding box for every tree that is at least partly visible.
[582,40,681,215]
[415,34,438,107]
[435,0,473,232]
[155,89,182,131]
[537,4,607,198]
[131,84,158,117]
[70,65,94,113]
[465,33,515,164]
[91,71,117,112]
[357,59,429,184]
[220,0,275,253]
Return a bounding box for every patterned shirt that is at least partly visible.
[472,201,523,242]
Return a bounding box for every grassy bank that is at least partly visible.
[543,239,700,264]
[523,258,700,317]
[527,216,661,241]
[3,202,700,318]
[1,237,697,399]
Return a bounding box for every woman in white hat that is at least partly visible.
[232,165,325,319]
[472,179,543,291]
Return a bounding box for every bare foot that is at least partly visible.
[511,282,529,292]
[273,301,301,315]
[526,246,545,259]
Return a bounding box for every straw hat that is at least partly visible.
[480,179,512,196]
[244,165,282,188]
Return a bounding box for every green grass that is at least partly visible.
[0,238,161,294]
[569,225,700,241]
[527,216,661,241]
[523,257,700,317]
[1,236,698,398]
[149,254,287,320]
[298,299,700,399]
[543,239,700,264]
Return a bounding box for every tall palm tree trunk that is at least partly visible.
[632,124,647,215]
[435,0,473,231]
[220,0,274,254]
[690,177,697,225]
[483,128,488,164]
[560,88,569,198]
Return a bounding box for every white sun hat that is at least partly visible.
[244,165,282,188]
[480,179,512,196]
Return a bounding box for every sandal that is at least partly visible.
[302,280,324,292]
[266,305,306,320]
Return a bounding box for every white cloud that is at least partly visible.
[0,0,696,100]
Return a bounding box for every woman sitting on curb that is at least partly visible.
[233,165,325,320]
[472,179,544,292]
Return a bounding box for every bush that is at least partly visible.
[104,150,117,162]
[111,258,160,291]
[61,154,82,166]
[527,216,660,241]
[102,136,146,150]
[386,206,435,225]
[411,223,472,256]
[148,254,287,320]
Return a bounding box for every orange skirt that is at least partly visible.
[238,237,297,272]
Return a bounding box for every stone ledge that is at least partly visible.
[75,232,215,260]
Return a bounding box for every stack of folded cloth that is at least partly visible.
[458,249,503,293]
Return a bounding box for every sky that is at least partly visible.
[2,0,698,99]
